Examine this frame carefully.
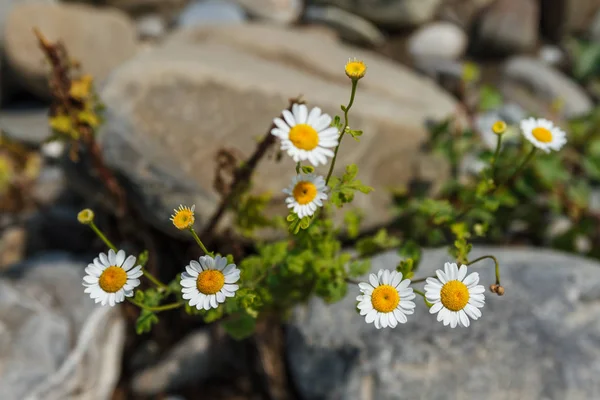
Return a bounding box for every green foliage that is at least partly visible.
[329,164,374,207]
[356,228,401,258]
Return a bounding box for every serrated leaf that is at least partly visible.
[136,310,159,335]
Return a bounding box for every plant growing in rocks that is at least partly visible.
[68,51,572,337]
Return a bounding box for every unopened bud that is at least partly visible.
[489,284,498,293]
[496,285,505,296]
[77,208,95,224]
[492,120,507,135]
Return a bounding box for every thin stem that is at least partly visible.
[467,255,500,284]
[491,133,503,181]
[410,276,431,284]
[189,228,213,256]
[412,289,432,308]
[296,162,301,174]
[127,298,184,313]
[143,269,169,290]
[325,79,358,185]
[502,146,537,187]
[346,278,360,285]
[89,222,117,252]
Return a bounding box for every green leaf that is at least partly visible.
[223,313,257,340]
[478,85,503,111]
[348,259,370,277]
[356,229,401,257]
[136,310,159,335]
[137,250,149,267]
[347,129,363,142]
[301,165,315,174]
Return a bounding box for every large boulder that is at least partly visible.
[0,253,125,400]
[3,2,138,99]
[95,23,457,236]
[287,246,600,400]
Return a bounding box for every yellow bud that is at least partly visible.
[492,120,507,135]
[345,58,367,80]
[77,208,95,224]
[462,62,481,83]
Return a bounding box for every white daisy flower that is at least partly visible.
[180,255,240,310]
[83,249,143,307]
[271,103,339,166]
[424,263,485,328]
[357,269,416,329]
[283,173,328,218]
[520,117,567,153]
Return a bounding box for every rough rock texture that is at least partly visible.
[287,246,600,400]
[3,2,138,99]
[96,23,456,236]
[311,0,444,28]
[502,56,593,119]
[472,0,539,56]
[0,253,125,400]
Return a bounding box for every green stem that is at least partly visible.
[491,133,503,181]
[412,288,432,308]
[189,228,213,256]
[410,277,430,284]
[127,298,184,313]
[89,222,117,252]
[466,255,500,284]
[346,277,360,285]
[325,79,358,186]
[143,269,169,290]
[296,162,301,174]
[502,146,537,187]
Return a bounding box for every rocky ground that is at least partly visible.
[1,0,600,399]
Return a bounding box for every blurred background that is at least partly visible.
[2,0,600,399]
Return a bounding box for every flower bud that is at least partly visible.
[492,120,507,135]
[496,285,505,296]
[77,208,95,224]
[345,58,367,80]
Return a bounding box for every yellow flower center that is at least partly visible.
[371,285,400,313]
[532,127,553,143]
[99,266,128,293]
[292,181,318,205]
[440,280,470,312]
[289,124,319,150]
[172,209,195,230]
[345,60,367,79]
[196,270,225,295]
[492,120,507,135]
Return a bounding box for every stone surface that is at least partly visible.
[287,246,600,400]
[541,0,600,40]
[176,0,246,27]
[502,56,593,119]
[0,103,50,145]
[472,0,538,56]
[304,5,386,47]
[234,0,302,24]
[4,2,138,99]
[105,0,190,17]
[136,14,167,40]
[0,253,125,400]
[407,22,467,61]
[97,23,457,236]
[311,0,444,28]
[437,0,495,29]
[131,329,231,395]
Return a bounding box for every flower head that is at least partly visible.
[271,104,339,166]
[170,204,195,230]
[180,255,240,310]
[492,120,507,135]
[283,173,328,218]
[357,269,415,329]
[345,58,367,80]
[77,208,95,224]
[83,249,143,306]
[425,263,485,328]
[520,117,567,153]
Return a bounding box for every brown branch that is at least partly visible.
[33,28,127,217]
[200,97,302,240]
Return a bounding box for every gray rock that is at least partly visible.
[131,330,214,395]
[473,0,538,56]
[502,56,593,119]
[136,14,167,40]
[30,165,66,206]
[407,22,467,61]
[176,0,246,27]
[542,0,600,40]
[287,246,600,400]
[304,5,386,47]
[0,104,50,145]
[233,0,302,24]
[0,253,125,400]
[97,23,457,237]
[437,0,495,30]
[538,45,566,68]
[310,0,443,28]
[4,2,138,100]
[105,0,190,18]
